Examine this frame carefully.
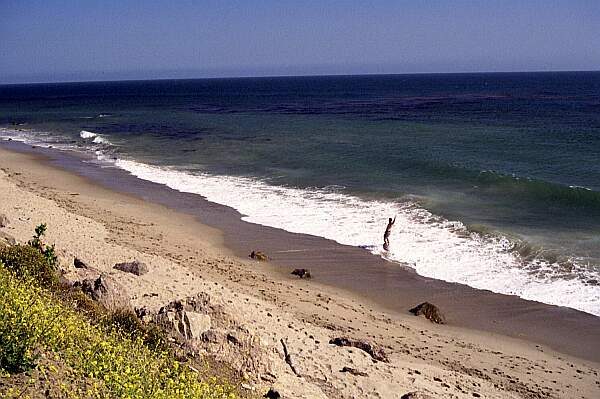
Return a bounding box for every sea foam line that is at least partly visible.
[80,130,97,139]
[79,130,111,145]
[114,159,600,317]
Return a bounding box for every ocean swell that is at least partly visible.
[475,170,600,210]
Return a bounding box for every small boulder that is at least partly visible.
[340,366,368,377]
[0,214,9,228]
[250,251,269,261]
[401,392,434,399]
[291,268,311,279]
[185,312,212,339]
[73,257,87,269]
[114,260,148,276]
[76,275,130,310]
[227,331,241,345]
[409,302,446,324]
[155,300,212,340]
[201,329,221,343]
[329,337,389,362]
[264,388,281,399]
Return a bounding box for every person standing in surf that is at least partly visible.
[383,216,396,250]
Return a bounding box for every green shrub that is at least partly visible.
[28,223,58,269]
[0,244,58,286]
[143,322,171,352]
[0,264,238,398]
[56,284,106,322]
[56,287,170,352]
[105,308,144,336]
[105,308,169,352]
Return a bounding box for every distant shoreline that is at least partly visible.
[2,69,600,86]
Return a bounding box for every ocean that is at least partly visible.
[1,72,599,315]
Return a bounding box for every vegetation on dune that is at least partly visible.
[0,225,239,398]
[103,308,170,353]
[27,223,58,270]
[0,244,57,287]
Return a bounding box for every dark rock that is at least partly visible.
[135,306,151,321]
[0,214,9,228]
[409,302,446,324]
[291,268,311,279]
[401,392,434,399]
[75,275,130,310]
[260,372,277,383]
[201,329,220,343]
[114,260,148,276]
[340,366,368,376]
[249,250,269,261]
[73,257,87,269]
[329,337,389,363]
[264,388,281,399]
[227,332,240,345]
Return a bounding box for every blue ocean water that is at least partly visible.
[1,72,599,314]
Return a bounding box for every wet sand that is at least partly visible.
[2,140,599,363]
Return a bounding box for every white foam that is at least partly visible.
[114,159,600,317]
[92,135,109,144]
[1,127,72,148]
[0,127,29,143]
[79,130,112,146]
[79,130,97,139]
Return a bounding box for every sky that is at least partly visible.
[1,0,599,83]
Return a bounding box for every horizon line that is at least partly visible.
[2,68,599,86]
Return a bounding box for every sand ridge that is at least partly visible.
[1,146,598,398]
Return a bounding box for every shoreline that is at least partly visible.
[3,127,599,316]
[1,142,599,397]
[3,140,600,361]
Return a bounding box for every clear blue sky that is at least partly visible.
[1,0,599,83]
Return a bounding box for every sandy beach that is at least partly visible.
[1,143,599,398]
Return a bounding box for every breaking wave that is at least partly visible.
[113,159,600,316]
[79,130,97,139]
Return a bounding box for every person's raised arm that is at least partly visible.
[393,215,397,224]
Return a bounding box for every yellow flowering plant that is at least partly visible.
[0,242,239,398]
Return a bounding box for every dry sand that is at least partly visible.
[1,145,599,399]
